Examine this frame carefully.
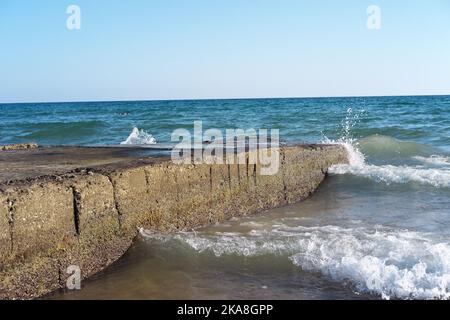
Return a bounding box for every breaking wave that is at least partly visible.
[357,135,435,159]
[288,226,450,300]
[140,225,450,300]
[121,127,157,145]
[324,136,450,188]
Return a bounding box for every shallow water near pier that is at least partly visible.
[4,95,450,300]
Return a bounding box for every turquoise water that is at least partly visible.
[1,96,450,149]
[4,96,450,300]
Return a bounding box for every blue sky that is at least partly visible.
[1,0,450,103]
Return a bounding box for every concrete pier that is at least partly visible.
[0,144,347,299]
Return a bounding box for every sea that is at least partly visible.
[1,95,450,300]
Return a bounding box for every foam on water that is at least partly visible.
[329,141,450,187]
[140,225,450,300]
[289,226,450,300]
[322,134,450,188]
[322,108,450,188]
[121,127,157,145]
[414,155,450,166]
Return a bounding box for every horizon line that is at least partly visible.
[1,93,450,105]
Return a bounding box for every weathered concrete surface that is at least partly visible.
[0,144,347,299]
[0,143,38,151]
[0,146,169,183]
[0,194,10,268]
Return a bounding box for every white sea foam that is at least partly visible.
[321,108,450,188]
[414,155,450,166]
[121,127,157,145]
[326,140,450,188]
[289,226,450,300]
[141,225,450,300]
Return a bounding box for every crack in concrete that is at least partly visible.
[57,264,64,288]
[227,164,232,191]
[281,149,288,202]
[246,155,250,183]
[71,187,81,236]
[144,169,151,194]
[237,163,241,184]
[104,174,123,230]
[209,166,213,192]
[6,197,15,253]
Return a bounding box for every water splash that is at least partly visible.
[324,109,450,188]
[341,107,363,141]
[121,127,157,145]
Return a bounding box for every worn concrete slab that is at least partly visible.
[0,143,348,299]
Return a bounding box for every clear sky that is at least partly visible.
[1,0,450,103]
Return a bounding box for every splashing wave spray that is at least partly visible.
[324,109,450,188]
[121,127,157,145]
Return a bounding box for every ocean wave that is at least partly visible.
[326,138,450,188]
[140,225,450,300]
[121,127,156,145]
[330,163,450,188]
[290,226,450,300]
[357,134,434,158]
